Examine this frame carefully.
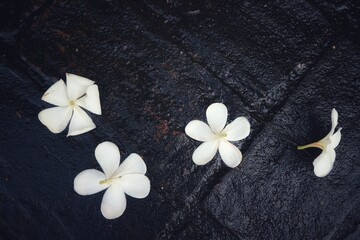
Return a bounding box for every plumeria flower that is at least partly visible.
[38,73,101,136]
[185,103,251,168]
[74,141,150,219]
[297,108,342,177]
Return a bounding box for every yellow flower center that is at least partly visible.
[69,100,75,106]
[218,132,227,138]
[99,179,112,185]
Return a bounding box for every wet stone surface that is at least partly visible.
[203,40,360,239]
[0,0,359,239]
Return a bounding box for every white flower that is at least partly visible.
[185,103,251,168]
[74,141,150,219]
[38,73,102,136]
[298,108,342,177]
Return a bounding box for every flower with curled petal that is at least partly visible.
[298,108,342,177]
[185,103,251,168]
[74,141,150,219]
[38,73,101,136]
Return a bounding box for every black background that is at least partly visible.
[0,0,359,239]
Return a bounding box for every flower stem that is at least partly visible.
[297,142,324,150]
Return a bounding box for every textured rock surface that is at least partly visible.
[0,0,359,239]
[203,39,360,239]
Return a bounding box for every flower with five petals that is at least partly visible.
[297,108,342,177]
[185,103,251,168]
[74,141,150,219]
[38,73,101,136]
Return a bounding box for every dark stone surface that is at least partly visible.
[134,0,333,119]
[0,0,359,239]
[203,40,360,239]
[309,0,360,44]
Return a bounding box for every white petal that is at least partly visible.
[67,106,96,136]
[113,153,147,178]
[313,150,334,177]
[324,108,338,139]
[218,140,242,168]
[38,106,72,133]
[66,73,94,100]
[74,169,109,195]
[222,117,251,141]
[206,103,228,134]
[95,141,121,179]
[101,184,127,219]
[185,120,216,142]
[192,140,219,165]
[41,79,69,106]
[76,85,102,115]
[327,147,336,164]
[117,174,150,199]
[330,128,342,149]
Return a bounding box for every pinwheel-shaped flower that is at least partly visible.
[38,73,101,136]
[74,142,150,219]
[298,108,342,177]
[185,103,250,168]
